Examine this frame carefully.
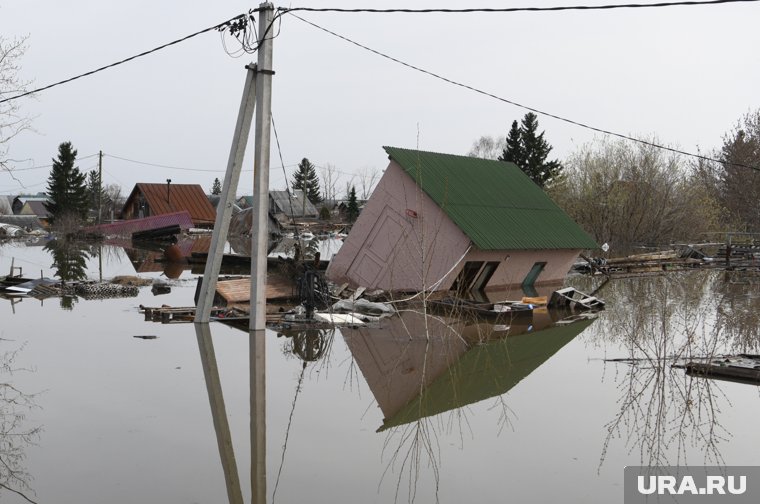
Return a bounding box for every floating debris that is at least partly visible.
[676,355,760,386]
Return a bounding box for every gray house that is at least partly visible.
[269,190,319,221]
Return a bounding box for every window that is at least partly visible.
[522,262,547,289]
[451,261,500,294]
[472,261,500,291]
[451,261,483,294]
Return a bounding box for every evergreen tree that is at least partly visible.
[86,169,104,221]
[44,142,89,223]
[499,113,562,188]
[211,177,222,195]
[346,185,359,223]
[292,158,323,204]
[498,120,525,166]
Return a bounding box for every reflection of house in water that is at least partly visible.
[111,237,212,279]
[342,310,595,431]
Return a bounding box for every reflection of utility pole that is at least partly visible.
[251,329,266,504]
[194,323,244,504]
[250,2,275,331]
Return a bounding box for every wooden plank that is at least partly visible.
[217,278,252,304]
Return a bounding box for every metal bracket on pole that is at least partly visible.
[194,64,258,323]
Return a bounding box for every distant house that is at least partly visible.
[19,200,51,226]
[236,195,254,209]
[122,183,217,228]
[12,193,48,215]
[268,190,318,221]
[327,147,597,293]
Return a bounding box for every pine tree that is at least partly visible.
[211,177,222,195]
[86,169,104,221]
[499,120,525,166]
[347,185,359,223]
[44,142,89,223]
[499,113,562,189]
[292,158,323,204]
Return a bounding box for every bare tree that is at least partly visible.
[102,183,123,220]
[552,136,724,248]
[319,163,340,204]
[718,109,760,231]
[466,135,505,160]
[0,35,33,176]
[358,166,380,200]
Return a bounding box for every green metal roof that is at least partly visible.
[378,318,596,431]
[384,147,597,250]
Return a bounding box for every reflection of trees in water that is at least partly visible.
[592,270,760,468]
[0,341,40,503]
[43,239,94,310]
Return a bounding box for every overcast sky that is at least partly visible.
[1,0,758,196]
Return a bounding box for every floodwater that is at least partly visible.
[1,238,760,503]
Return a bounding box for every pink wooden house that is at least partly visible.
[326,147,597,293]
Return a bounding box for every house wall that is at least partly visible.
[327,161,471,292]
[451,248,582,290]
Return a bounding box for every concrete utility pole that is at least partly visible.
[194,63,259,322]
[249,2,275,332]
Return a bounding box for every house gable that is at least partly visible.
[122,183,216,226]
[383,147,597,250]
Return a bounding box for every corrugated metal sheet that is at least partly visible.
[383,147,597,250]
[83,211,194,236]
[269,190,318,217]
[20,200,51,218]
[122,183,216,226]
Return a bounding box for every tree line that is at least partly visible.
[469,109,760,250]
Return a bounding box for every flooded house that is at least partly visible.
[327,147,597,292]
[122,183,216,228]
[268,189,318,222]
[11,193,48,215]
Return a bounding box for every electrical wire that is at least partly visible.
[271,113,301,231]
[104,153,229,173]
[288,12,760,172]
[282,0,760,14]
[3,153,100,172]
[0,12,254,105]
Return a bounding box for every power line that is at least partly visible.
[4,153,100,172]
[105,153,224,173]
[0,12,253,105]
[282,0,760,14]
[289,12,760,172]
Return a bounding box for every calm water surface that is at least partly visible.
[1,239,759,503]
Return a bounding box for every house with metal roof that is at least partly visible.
[122,183,216,228]
[268,189,318,221]
[327,147,597,292]
[19,200,52,226]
